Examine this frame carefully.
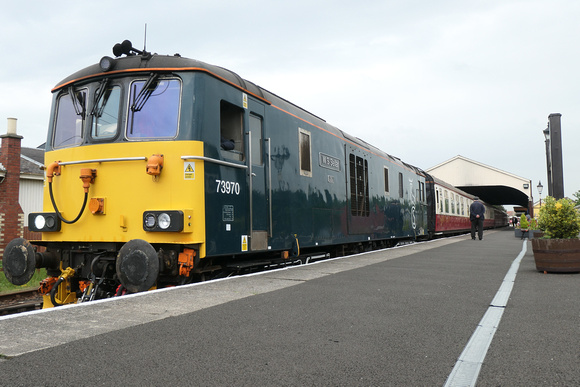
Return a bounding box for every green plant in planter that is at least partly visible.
[529,218,538,230]
[519,214,529,230]
[537,196,580,239]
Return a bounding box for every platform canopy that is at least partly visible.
[426,155,532,208]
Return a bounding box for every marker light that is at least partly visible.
[144,213,156,228]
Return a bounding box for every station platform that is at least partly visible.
[0,228,578,386]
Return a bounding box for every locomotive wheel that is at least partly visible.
[116,239,159,293]
[3,238,37,286]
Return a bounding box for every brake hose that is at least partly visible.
[49,277,65,307]
[49,181,88,224]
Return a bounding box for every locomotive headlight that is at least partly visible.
[143,211,183,232]
[34,215,46,230]
[29,213,61,232]
[99,56,116,72]
[158,213,171,229]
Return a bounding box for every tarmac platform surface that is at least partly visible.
[0,228,578,386]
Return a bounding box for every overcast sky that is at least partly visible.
[1,0,578,203]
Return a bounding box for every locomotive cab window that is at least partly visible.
[220,101,244,161]
[127,77,180,139]
[91,84,121,140]
[53,87,87,148]
[299,128,312,177]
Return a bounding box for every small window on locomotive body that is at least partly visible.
[398,172,403,198]
[250,114,263,166]
[127,77,181,140]
[299,128,312,177]
[384,167,389,195]
[220,100,244,161]
[417,182,421,202]
[91,84,121,140]
[53,87,87,149]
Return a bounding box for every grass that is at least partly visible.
[0,260,47,294]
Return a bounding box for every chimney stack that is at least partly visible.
[6,117,17,135]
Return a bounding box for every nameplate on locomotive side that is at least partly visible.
[319,153,341,172]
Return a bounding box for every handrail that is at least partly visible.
[181,155,248,169]
[58,156,147,166]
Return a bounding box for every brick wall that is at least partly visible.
[0,126,25,260]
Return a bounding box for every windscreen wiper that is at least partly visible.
[90,78,111,117]
[131,73,159,112]
[68,86,86,118]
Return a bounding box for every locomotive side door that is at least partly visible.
[246,98,270,250]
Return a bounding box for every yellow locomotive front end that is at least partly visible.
[41,141,204,247]
[2,46,214,307]
[33,140,206,306]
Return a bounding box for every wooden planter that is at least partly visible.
[531,238,580,273]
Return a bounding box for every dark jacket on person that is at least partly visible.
[469,200,485,221]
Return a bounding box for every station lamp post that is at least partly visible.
[543,127,552,197]
[537,181,543,212]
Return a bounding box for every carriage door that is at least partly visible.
[246,98,270,250]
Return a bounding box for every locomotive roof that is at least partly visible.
[54,41,427,177]
[54,53,267,98]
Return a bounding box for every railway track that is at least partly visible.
[0,288,43,316]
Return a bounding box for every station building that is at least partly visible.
[427,155,533,215]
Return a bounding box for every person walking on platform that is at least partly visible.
[470,197,485,240]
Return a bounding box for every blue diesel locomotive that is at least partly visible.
[2,40,504,306]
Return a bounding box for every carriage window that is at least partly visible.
[299,128,312,177]
[127,78,180,139]
[53,88,87,148]
[91,84,120,140]
[451,194,455,214]
[220,101,244,161]
[444,191,449,213]
[384,167,389,194]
